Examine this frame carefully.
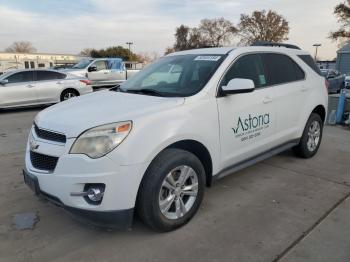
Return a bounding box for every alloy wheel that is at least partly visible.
[158,165,199,220]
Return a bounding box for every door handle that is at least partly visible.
[26,84,34,88]
[56,81,62,84]
[301,86,308,92]
[263,97,273,104]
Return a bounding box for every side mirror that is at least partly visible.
[88,66,97,72]
[221,78,255,95]
[0,79,8,85]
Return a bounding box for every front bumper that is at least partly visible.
[23,169,133,229]
[24,126,150,228]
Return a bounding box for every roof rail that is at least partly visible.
[251,41,301,50]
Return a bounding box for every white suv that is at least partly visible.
[23,44,328,232]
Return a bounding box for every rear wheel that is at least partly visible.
[293,113,323,158]
[137,148,205,232]
[60,89,79,101]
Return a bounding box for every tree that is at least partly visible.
[238,10,289,45]
[173,18,237,51]
[5,41,37,53]
[199,18,237,47]
[330,0,350,45]
[164,47,175,55]
[79,48,94,57]
[90,46,138,61]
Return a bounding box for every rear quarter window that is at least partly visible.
[298,55,323,76]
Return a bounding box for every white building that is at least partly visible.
[0,52,83,73]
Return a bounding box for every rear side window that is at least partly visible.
[36,71,66,81]
[262,54,305,85]
[222,54,268,88]
[298,55,322,76]
[6,71,34,83]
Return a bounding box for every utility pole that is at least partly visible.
[126,42,133,53]
[313,44,321,61]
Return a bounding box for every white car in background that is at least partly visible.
[0,69,93,109]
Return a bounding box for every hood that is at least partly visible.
[35,90,185,138]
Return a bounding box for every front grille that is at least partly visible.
[34,124,66,143]
[30,151,59,172]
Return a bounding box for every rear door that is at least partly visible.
[0,71,37,107]
[106,59,126,83]
[34,70,67,103]
[217,53,277,168]
[262,53,306,143]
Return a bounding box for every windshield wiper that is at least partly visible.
[109,84,122,92]
[124,88,166,97]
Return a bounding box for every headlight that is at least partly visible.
[70,121,132,158]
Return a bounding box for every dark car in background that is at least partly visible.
[321,69,345,93]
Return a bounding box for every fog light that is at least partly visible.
[70,183,105,205]
[84,184,105,205]
[87,187,104,202]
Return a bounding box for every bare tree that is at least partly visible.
[79,48,94,57]
[173,18,237,51]
[199,18,237,47]
[238,10,289,45]
[164,47,175,55]
[330,0,350,45]
[5,41,37,53]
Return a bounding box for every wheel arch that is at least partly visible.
[141,139,214,188]
[311,104,326,123]
[166,140,213,187]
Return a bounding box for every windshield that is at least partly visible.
[72,59,93,69]
[120,54,225,97]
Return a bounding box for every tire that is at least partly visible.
[293,113,323,158]
[137,148,205,232]
[60,89,79,102]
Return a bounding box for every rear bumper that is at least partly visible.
[23,169,134,229]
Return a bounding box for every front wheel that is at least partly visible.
[293,113,323,158]
[137,148,205,232]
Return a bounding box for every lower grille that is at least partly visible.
[30,151,59,172]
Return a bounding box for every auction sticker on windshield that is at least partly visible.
[194,56,222,61]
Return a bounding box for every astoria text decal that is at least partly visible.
[232,113,270,142]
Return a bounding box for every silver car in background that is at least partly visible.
[0,69,93,109]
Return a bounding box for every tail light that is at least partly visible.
[325,79,329,91]
[80,79,91,85]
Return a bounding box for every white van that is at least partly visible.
[23,44,328,231]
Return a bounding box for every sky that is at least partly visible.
[0,0,342,60]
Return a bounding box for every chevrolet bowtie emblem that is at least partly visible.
[30,140,39,151]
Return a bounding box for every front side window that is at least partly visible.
[36,71,66,81]
[6,71,34,83]
[120,54,224,97]
[92,60,107,71]
[262,54,305,85]
[221,54,267,88]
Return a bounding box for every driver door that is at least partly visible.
[216,53,277,169]
[87,60,109,84]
